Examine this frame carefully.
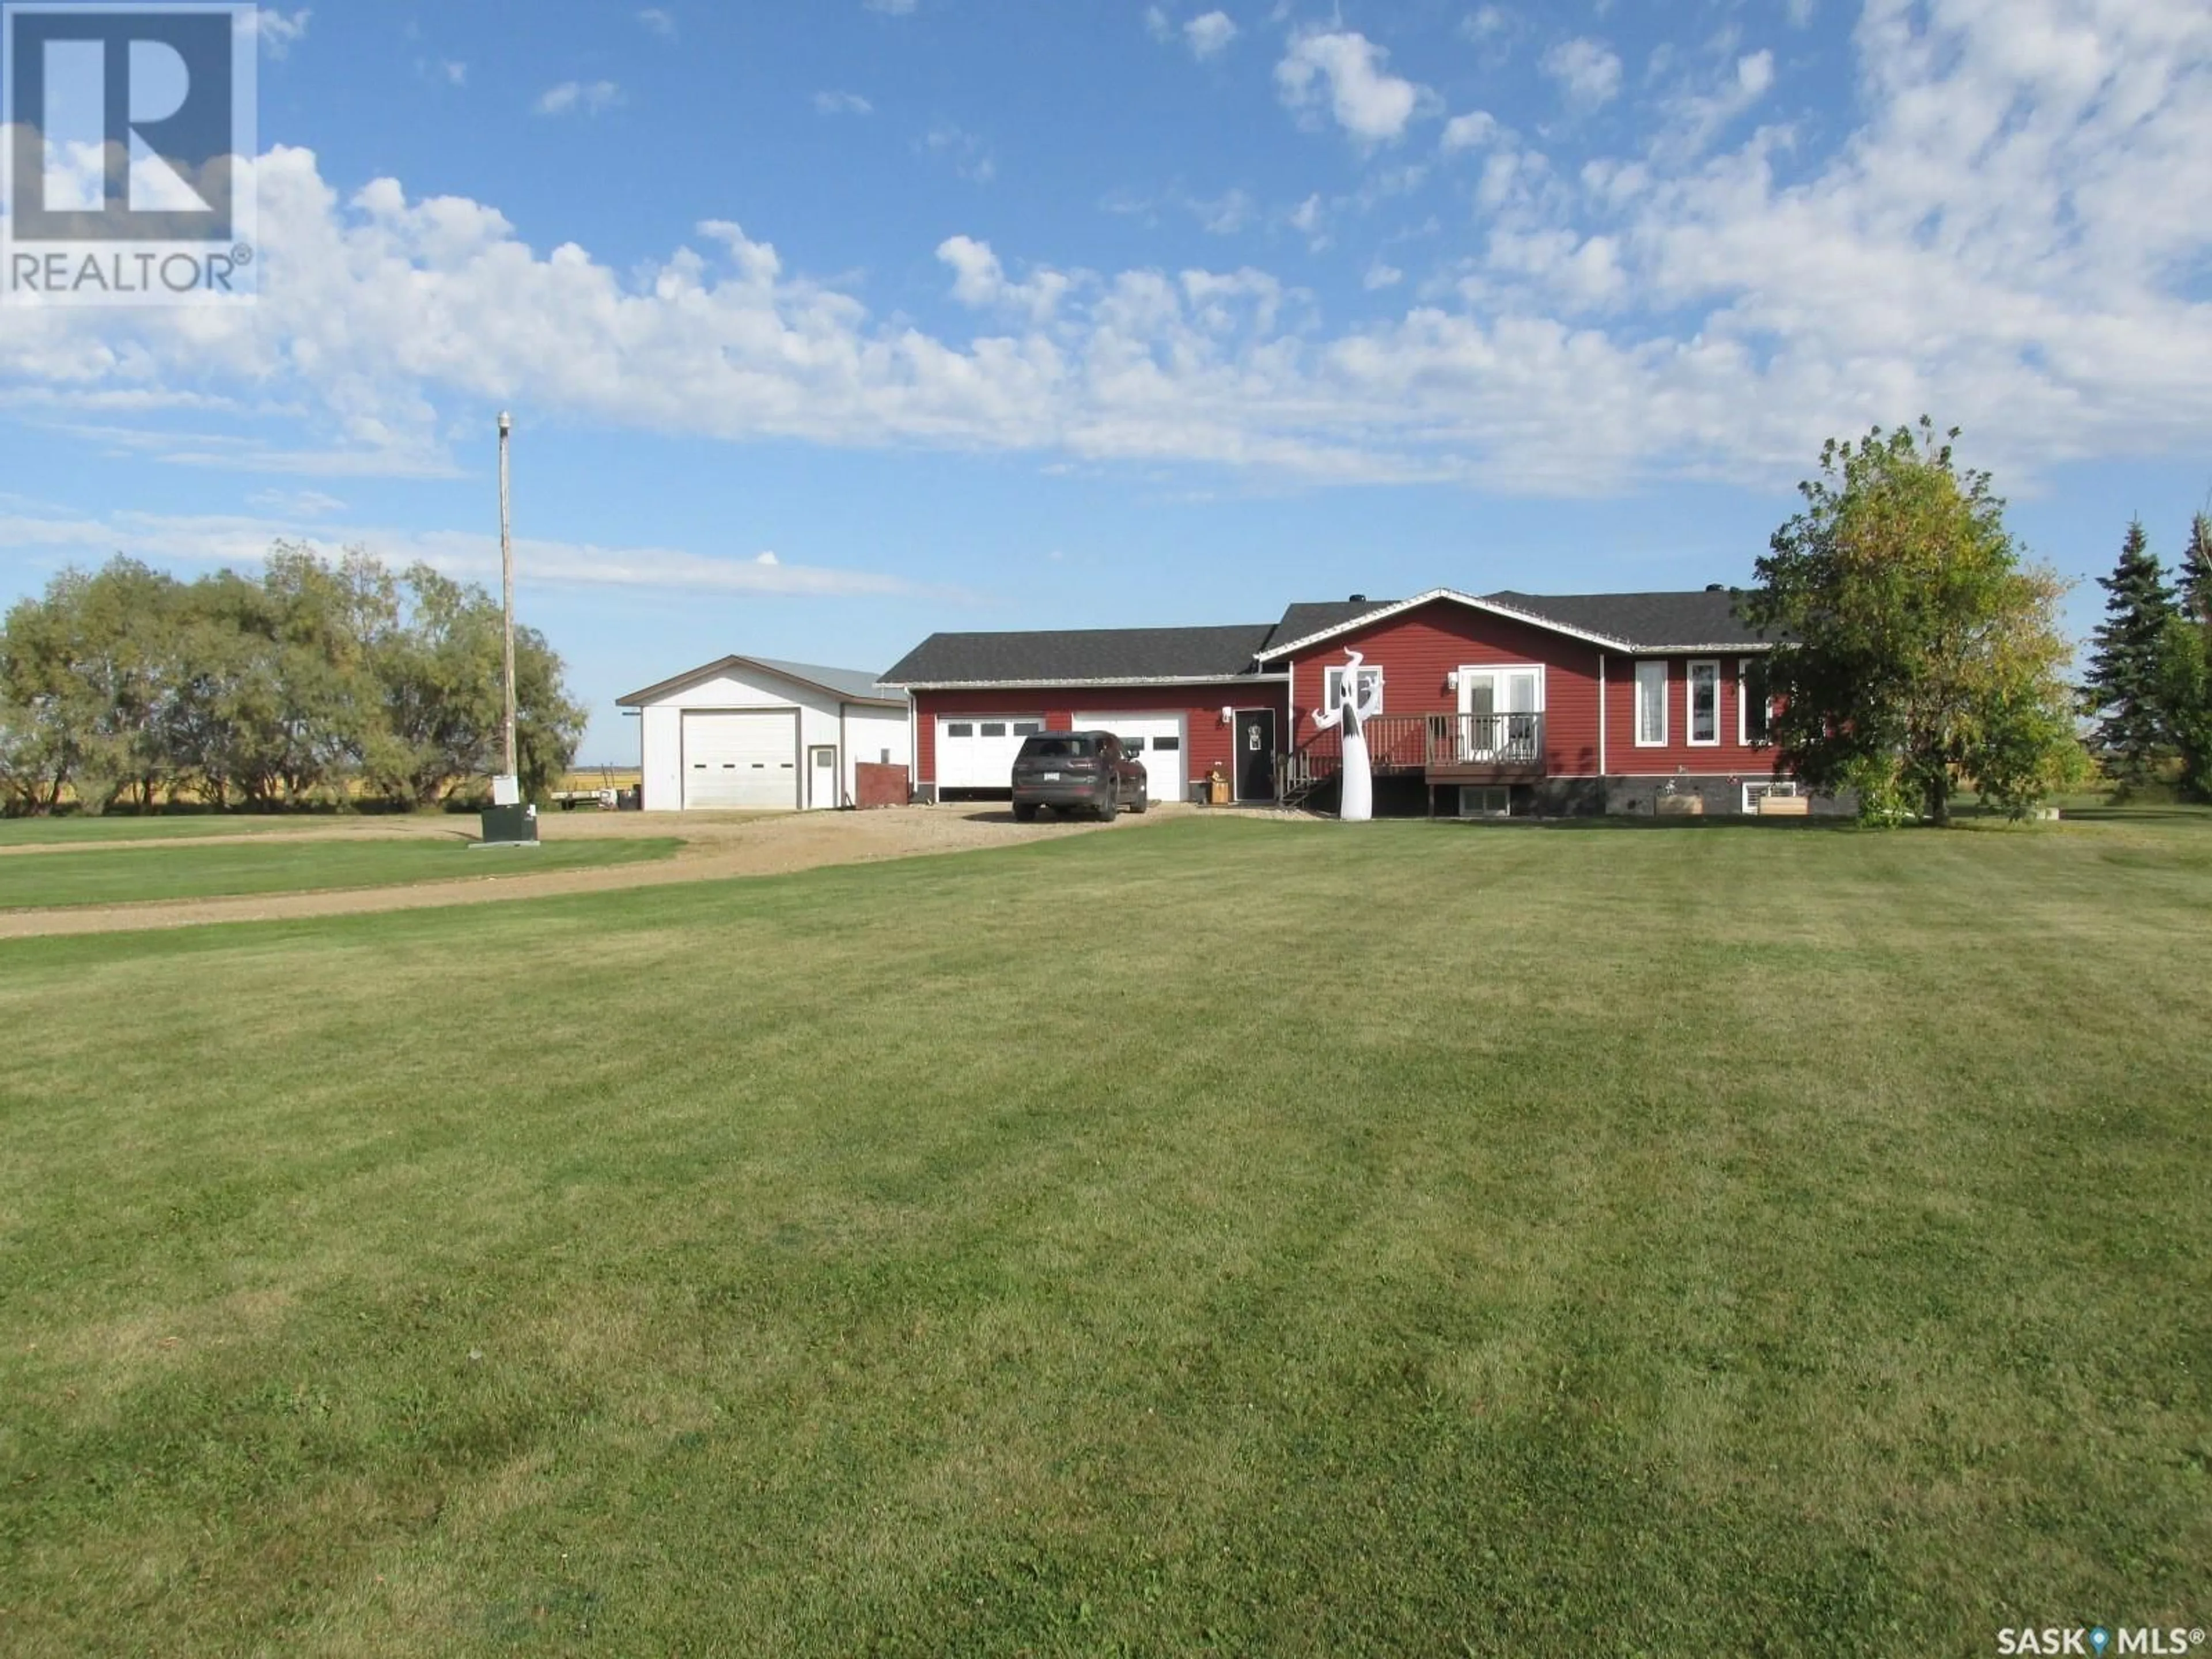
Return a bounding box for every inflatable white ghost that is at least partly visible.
[1313,649,1385,821]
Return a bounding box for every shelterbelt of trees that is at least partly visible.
[0,544,586,816]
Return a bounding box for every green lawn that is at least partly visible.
[0,813,438,847]
[0,816,2206,1656]
[0,836,681,908]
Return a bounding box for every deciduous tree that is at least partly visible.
[1744,419,2084,826]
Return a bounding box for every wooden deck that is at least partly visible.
[1279,713,1547,801]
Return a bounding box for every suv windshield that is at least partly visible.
[1018,736,1097,759]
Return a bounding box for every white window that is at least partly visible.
[1634,661,1668,747]
[1743,779,1800,815]
[1688,660,1720,747]
[1323,665,1384,715]
[1738,659,1772,747]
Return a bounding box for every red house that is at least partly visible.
[881,587,1821,817]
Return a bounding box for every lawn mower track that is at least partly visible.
[0,806,1185,939]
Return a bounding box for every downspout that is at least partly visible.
[839,700,851,809]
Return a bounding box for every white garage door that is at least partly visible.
[683,710,799,809]
[936,715,1043,791]
[1076,712,1187,804]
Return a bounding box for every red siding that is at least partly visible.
[1284,602,1604,777]
[1283,603,1781,779]
[914,683,1290,792]
[1599,652,1782,777]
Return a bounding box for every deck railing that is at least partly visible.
[1275,712,1547,801]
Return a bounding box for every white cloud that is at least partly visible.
[1441,110,1500,152]
[935,236,1069,320]
[638,7,677,38]
[1192,188,1256,234]
[1645,50,1777,166]
[865,0,916,13]
[0,507,919,599]
[246,489,347,518]
[1541,37,1623,111]
[814,90,874,115]
[1363,262,1403,291]
[1785,0,1815,25]
[1185,12,1238,58]
[250,8,310,58]
[536,81,623,117]
[1276,29,1431,144]
[435,60,468,88]
[922,123,995,183]
[1145,6,1173,44]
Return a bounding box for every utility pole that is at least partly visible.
[498,411,517,783]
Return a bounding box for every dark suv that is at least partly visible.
[1010,730,1148,821]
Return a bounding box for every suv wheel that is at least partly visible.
[1012,802,1038,823]
[1097,785,1118,822]
[1131,781,1149,815]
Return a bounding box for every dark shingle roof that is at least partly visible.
[1487,589,1770,650]
[881,587,1774,688]
[881,623,1277,687]
[1264,600,1400,649]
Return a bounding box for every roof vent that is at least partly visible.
[1349,593,1368,603]
[1705,582,1726,592]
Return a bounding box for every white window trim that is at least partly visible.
[1687,658,1721,748]
[1322,664,1384,715]
[1738,658,1771,748]
[1743,779,1800,815]
[1634,660,1668,748]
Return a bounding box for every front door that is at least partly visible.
[809,745,838,809]
[1236,709,1277,801]
[1459,668,1541,761]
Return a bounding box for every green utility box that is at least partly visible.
[476,804,540,847]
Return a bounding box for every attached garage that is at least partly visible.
[1074,711,1187,804]
[682,710,798,810]
[935,715,1044,794]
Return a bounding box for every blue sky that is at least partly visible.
[3,0,2209,760]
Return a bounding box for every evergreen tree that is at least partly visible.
[2080,518,2175,785]
[2177,513,2212,628]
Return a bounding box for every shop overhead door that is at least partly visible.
[935,716,1043,791]
[682,710,800,809]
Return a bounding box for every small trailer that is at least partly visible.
[550,767,640,811]
[551,786,619,811]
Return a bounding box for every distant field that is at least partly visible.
[0,836,682,909]
[0,813,2205,1654]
